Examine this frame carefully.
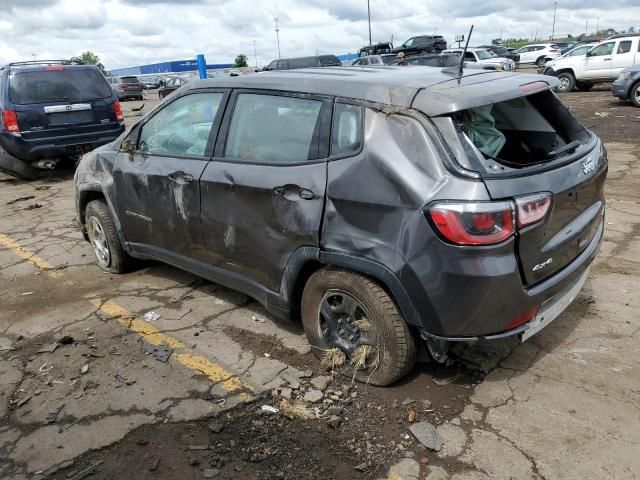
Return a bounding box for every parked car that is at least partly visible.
[552,42,577,55]
[264,55,342,71]
[545,35,640,92]
[351,54,396,66]
[358,42,393,58]
[108,76,144,101]
[443,48,516,70]
[0,60,125,179]
[402,53,497,70]
[158,76,191,99]
[611,67,640,107]
[142,77,160,89]
[515,44,561,67]
[478,45,520,65]
[542,43,597,73]
[75,66,606,386]
[393,35,447,56]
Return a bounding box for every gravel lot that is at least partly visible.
[1,80,639,480]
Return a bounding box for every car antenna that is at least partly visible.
[458,25,474,78]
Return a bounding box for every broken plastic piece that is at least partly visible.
[143,342,173,363]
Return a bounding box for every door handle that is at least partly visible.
[168,171,194,184]
[603,58,612,61]
[273,185,314,200]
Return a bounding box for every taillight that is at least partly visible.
[428,201,515,245]
[515,193,552,228]
[506,305,540,329]
[113,101,124,123]
[2,109,20,134]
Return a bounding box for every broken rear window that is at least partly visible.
[436,90,591,174]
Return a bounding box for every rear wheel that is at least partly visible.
[301,268,416,386]
[536,56,547,68]
[85,200,132,273]
[556,72,576,92]
[631,82,640,108]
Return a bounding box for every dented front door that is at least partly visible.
[199,91,331,292]
[113,91,227,260]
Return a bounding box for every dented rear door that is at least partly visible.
[199,90,331,293]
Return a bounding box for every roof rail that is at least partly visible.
[3,59,85,69]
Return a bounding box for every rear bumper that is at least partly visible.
[611,79,629,99]
[117,88,143,98]
[399,215,604,340]
[0,125,125,162]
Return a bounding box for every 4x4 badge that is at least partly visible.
[533,258,553,272]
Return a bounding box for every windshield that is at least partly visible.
[475,50,493,60]
[567,45,591,56]
[9,69,112,104]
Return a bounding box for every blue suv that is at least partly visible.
[0,60,125,178]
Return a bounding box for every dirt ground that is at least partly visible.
[1,81,639,480]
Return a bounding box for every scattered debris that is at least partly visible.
[149,456,160,472]
[325,405,344,416]
[39,363,53,372]
[326,415,342,428]
[594,111,610,118]
[35,185,51,190]
[261,405,279,414]
[60,335,75,345]
[320,348,346,370]
[80,363,89,375]
[214,399,226,407]
[350,345,373,369]
[263,352,271,358]
[188,444,209,450]
[7,195,35,205]
[143,342,173,363]
[22,291,35,296]
[68,460,103,480]
[16,395,32,408]
[354,462,368,472]
[279,387,293,400]
[38,342,60,353]
[132,103,145,112]
[432,373,460,386]
[277,399,315,420]
[143,311,161,322]
[409,422,442,451]
[252,315,266,323]
[407,408,417,423]
[303,389,323,404]
[203,469,219,479]
[208,423,224,433]
[25,203,42,210]
[310,375,332,391]
[63,417,83,431]
[46,403,65,424]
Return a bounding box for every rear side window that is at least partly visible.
[9,69,112,104]
[225,94,324,164]
[289,57,317,68]
[617,41,632,54]
[121,76,139,84]
[331,103,363,157]
[319,55,341,66]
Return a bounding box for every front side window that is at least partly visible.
[404,38,415,47]
[138,92,223,157]
[617,41,632,54]
[569,46,590,56]
[589,42,614,56]
[225,94,323,164]
[465,52,476,61]
[475,50,493,60]
[331,103,362,157]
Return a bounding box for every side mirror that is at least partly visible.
[121,138,137,155]
[585,51,593,57]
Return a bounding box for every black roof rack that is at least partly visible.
[2,59,85,70]
[606,33,640,40]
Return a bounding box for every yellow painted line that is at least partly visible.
[0,233,61,277]
[1,232,253,397]
[91,299,253,394]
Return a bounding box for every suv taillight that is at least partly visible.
[2,109,20,134]
[428,201,515,245]
[427,194,553,246]
[113,101,124,123]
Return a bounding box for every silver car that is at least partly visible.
[108,76,143,101]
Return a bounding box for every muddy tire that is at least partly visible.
[301,268,416,387]
[556,72,576,92]
[631,82,640,108]
[85,200,131,273]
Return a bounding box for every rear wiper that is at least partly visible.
[545,140,581,158]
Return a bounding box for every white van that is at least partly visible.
[547,35,640,92]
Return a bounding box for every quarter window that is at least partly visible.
[331,103,363,157]
[138,93,223,157]
[617,41,632,54]
[225,94,323,164]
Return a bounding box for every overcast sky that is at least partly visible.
[0,0,638,69]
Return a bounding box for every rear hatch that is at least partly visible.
[119,76,143,92]
[422,78,606,286]
[9,67,117,139]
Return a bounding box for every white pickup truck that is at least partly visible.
[545,35,640,92]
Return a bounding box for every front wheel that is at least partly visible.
[85,200,132,273]
[536,56,547,68]
[556,72,576,93]
[631,82,640,108]
[301,268,416,386]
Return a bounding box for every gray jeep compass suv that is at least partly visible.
[74,67,606,386]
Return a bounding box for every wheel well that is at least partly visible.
[79,190,106,225]
[629,78,640,99]
[288,260,323,322]
[555,68,575,77]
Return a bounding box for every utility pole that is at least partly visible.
[551,2,558,41]
[253,40,258,69]
[596,17,600,34]
[274,17,281,58]
[367,0,372,46]
[585,20,589,36]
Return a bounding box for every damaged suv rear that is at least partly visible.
[75,67,606,386]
